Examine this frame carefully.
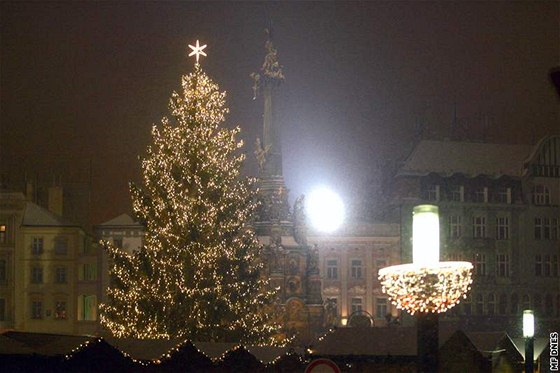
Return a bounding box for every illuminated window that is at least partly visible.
[533,185,550,205]
[496,254,509,277]
[450,185,464,202]
[31,300,42,319]
[55,267,67,284]
[55,301,67,320]
[32,237,43,255]
[472,216,486,238]
[326,259,338,280]
[0,225,6,243]
[31,266,43,284]
[448,216,462,239]
[350,297,362,314]
[79,263,97,281]
[496,217,509,240]
[77,295,97,321]
[472,253,486,276]
[350,259,362,279]
[54,237,68,255]
[376,297,388,318]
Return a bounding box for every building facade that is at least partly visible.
[0,190,102,335]
[391,136,560,335]
[308,222,401,328]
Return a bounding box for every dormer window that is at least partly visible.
[427,185,440,201]
[496,187,512,204]
[450,185,464,202]
[533,185,550,205]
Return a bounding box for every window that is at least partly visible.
[486,293,495,315]
[472,216,487,238]
[54,301,67,320]
[553,256,559,277]
[447,252,463,261]
[544,255,551,277]
[0,298,5,321]
[326,259,338,280]
[535,218,559,240]
[533,294,542,314]
[54,237,68,255]
[498,294,508,315]
[510,294,519,315]
[535,255,542,276]
[496,187,511,204]
[79,263,97,281]
[474,187,488,203]
[0,225,6,243]
[31,266,43,284]
[533,185,550,205]
[522,294,530,310]
[32,237,44,255]
[77,295,97,321]
[475,294,483,315]
[472,253,486,276]
[450,185,464,202]
[448,216,462,239]
[55,267,67,284]
[427,185,440,201]
[350,259,363,279]
[376,259,387,270]
[496,217,509,240]
[350,297,362,314]
[376,297,388,318]
[535,218,543,240]
[0,259,6,283]
[496,254,509,277]
[31,301,42,319]
[545,294,554,317]
[113,238,123,248]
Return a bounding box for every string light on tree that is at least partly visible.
[100,41,279,344]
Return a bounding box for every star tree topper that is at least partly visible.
[188,40,207,64]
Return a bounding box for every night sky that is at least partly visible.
[1,2,558,227]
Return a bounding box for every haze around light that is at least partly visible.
[306,187,345,233]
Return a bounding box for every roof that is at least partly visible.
[1,331,95,356]
[97,213,142,228]
[398,140,533,178]
[22,202,79,228]
[103,337,185,361]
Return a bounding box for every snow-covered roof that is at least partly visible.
[98,213,141,227]
[398,140,533,178]
[22,202,78,227]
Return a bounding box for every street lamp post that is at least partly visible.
[523,310,534,373]
[378,205,473,373]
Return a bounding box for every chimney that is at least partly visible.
[48,185,63,216]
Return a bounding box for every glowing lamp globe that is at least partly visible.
[523,310,534,338]
[413,205,440,266]
[306,187,344,233]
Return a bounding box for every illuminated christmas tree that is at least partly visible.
[100,42,278,343]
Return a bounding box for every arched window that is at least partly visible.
[533,185,550,205]
[499,293,508,315]
[476,294,484,315]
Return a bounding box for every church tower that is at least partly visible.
[251,29,324,344]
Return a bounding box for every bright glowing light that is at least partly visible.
[188,40,207,63]
[523,310,534,337]
[306,187,344,233]
[413,205,440,266]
